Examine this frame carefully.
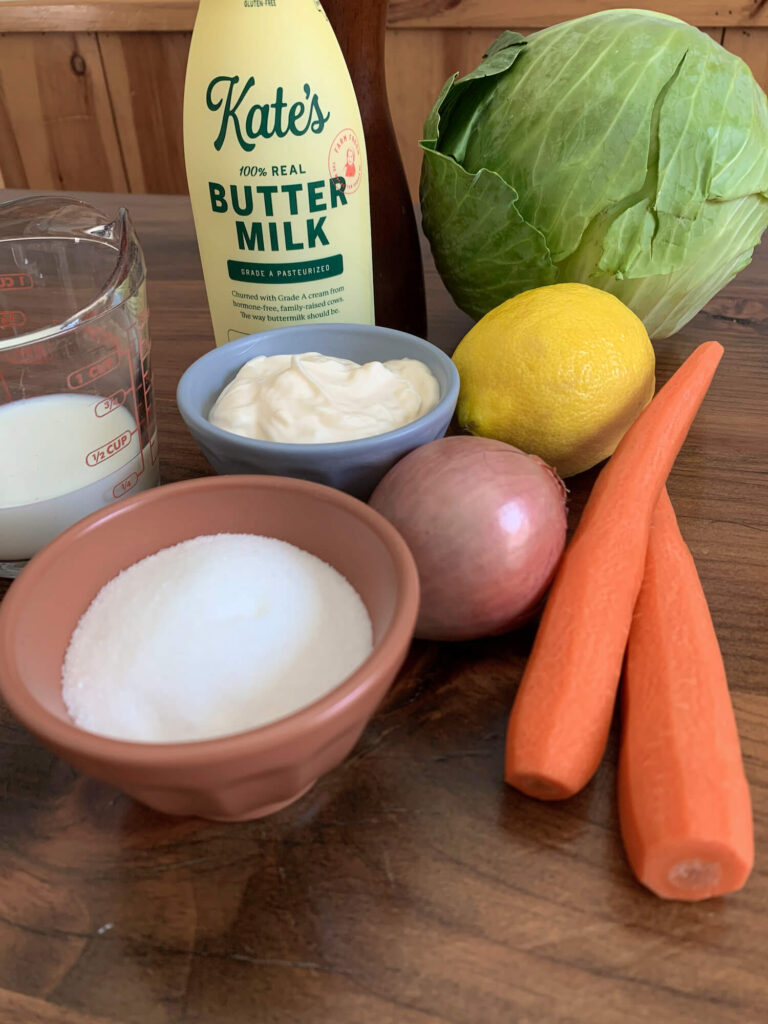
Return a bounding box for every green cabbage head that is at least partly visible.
[420,9,768,338]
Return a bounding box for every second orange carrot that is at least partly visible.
[505,341,723,801]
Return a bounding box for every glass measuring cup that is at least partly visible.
[0,195,159,578]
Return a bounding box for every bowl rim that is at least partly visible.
[175,323,460,454]
[0,475,420,767]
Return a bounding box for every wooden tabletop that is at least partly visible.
[0,190,766,1024]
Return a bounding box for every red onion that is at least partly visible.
[370,436,567,641]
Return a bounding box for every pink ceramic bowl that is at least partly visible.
[0,476,419,820]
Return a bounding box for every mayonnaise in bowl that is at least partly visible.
[208,351,440,444]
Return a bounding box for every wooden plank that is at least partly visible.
[0,1,197,33]
[98,31,189,193]
[0,33,127,192]
[75,32,129,190]
[723,26,768,93]
[0,0,767,33]
[0,71,29,188]
[0,35,55,190]
[95,32,146,192]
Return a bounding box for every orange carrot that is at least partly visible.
[505,341,723,800]
[619,488,753,900]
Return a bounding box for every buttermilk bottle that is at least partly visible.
[184,0,375,345]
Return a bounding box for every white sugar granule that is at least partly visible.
[62,534,374,743]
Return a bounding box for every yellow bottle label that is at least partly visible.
[184,0,375,346]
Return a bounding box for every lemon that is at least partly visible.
[452,283,656,478]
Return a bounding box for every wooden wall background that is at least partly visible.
[0,0,766,198]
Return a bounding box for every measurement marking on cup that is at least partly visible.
[0,310,27,328]
[112,471,140,498]
[86,429,134,467]
[68,351,120,390]
[3,340,53,365]
[94,391,127,417]
[0,273,33,290]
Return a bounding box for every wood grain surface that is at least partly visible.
[97,31,189,195]
[0,190,766,1023]
[0,32,128,192]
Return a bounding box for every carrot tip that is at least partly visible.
[631,841,754,901]
[667,858,722,892]
[505,771,574,802]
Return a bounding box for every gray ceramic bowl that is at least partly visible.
[176,324,460,498]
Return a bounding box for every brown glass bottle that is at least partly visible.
[322,0,428,339]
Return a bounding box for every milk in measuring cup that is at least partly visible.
[0,196,159,575]
[0,393,158,561]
